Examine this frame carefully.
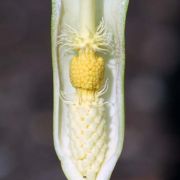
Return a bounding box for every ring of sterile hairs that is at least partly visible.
[57,19,112,54]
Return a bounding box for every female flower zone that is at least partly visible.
[51,0,129,179]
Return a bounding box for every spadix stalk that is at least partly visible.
[80,0,96,37]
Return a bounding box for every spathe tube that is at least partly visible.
[51,0,129,179]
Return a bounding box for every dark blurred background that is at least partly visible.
[0,0,179,180]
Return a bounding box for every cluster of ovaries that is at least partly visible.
[58,20,110,179]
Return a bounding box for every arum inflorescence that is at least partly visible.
[51,0,129,179]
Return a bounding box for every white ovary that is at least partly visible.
[68,97,108,180]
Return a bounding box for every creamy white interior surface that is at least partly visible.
[52,0,129,179]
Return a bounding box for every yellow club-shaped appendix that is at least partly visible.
[51,0,129,179]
